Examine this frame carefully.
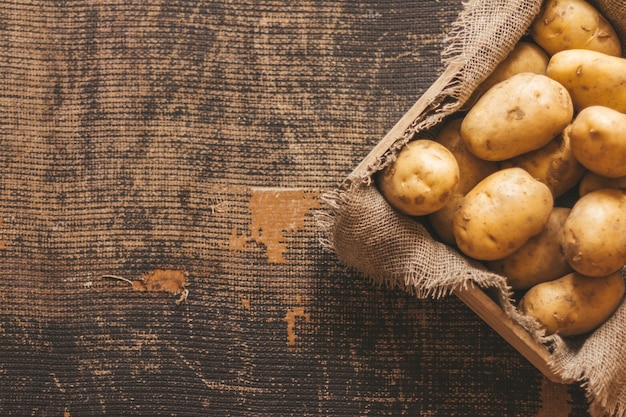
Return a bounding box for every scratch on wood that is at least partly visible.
[208,195,229,214]
[51,373,66,394]
[162,340,265,394]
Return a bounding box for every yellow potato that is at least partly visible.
[429,193,464,246]
[487,207,572,290]
[579,171,626,196]
[428,118,498,246]
[519,271,625,337]
[562,189,626,277]
[530,0,621,57]
[434,118,499,194]
[565,105,626,178]
[377,139,459,216]
[452,167,553,261]
[464,42,549,109]
[547,49,626,113]
[461,72,573,161]
[500,133,586,198]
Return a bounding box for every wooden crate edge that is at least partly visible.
[454,285,572,384]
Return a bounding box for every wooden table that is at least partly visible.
[0,1,591,415]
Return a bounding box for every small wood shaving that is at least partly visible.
[103,269,189,305]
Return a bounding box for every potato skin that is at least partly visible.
[565,105,626,178]
[530,0,621,57]
[579,171,626,196]
[428,119,498,245]
[500,133,586,198]
[461,72,573,161]
[487,207,572,290]
[452,168,553,261]
[429,193,464,245]
[378,140,460,216]
[434,118,499,194]
[562,189,626,277]
[547,49,626,113]
[519,271,625,337]
[464,42,549,109]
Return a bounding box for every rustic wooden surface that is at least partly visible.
[0,1,592,415]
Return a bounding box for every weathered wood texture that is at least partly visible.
[0,1,591,415]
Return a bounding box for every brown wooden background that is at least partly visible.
[0,1,592,415]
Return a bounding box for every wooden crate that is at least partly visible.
[351,64,570,385]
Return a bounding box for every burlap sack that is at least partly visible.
[321,1,626,416]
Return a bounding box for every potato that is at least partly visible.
[565,105,626,178]
[434,118,499,194]
[429,193,464,246]
[562,189,626,277]
[530,0,621,57]
[464,42,549,109]
[519,271,625,337]
[500,133,586,198]
[428,119,499,245]
[460,72,573,161]
[452,167,553,261]
[377,139,459,216]
[487,207,572,290]
[579,171,626,196]
[546,49,626,113]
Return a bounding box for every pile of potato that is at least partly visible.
[377,0,626,337]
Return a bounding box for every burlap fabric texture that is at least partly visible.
[321,1,626,416]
